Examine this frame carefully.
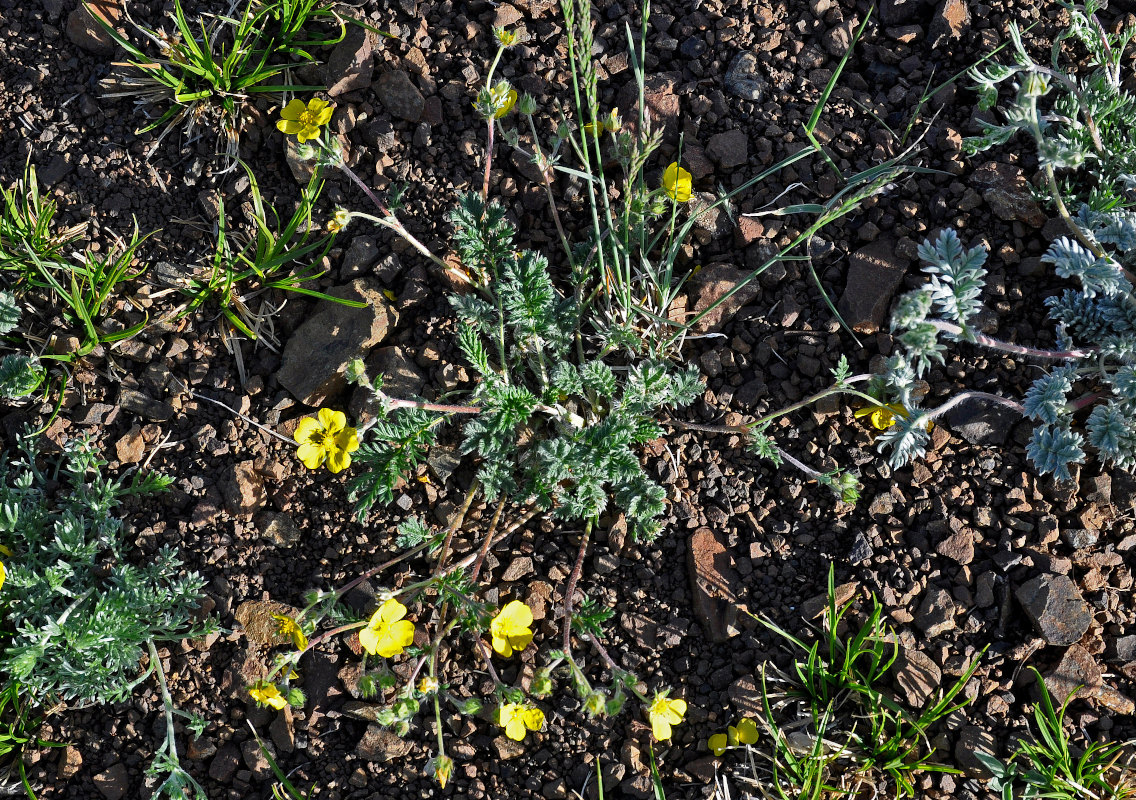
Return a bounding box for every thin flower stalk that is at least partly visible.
[924,319,1094,360]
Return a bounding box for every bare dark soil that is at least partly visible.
[4,0,1136,798]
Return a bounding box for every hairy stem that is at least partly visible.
[927,319,1093,359]
[561,518,594,657]
[470,498,507,584]
[434,480,482,575]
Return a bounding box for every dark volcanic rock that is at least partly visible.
[1015,574,1092,646]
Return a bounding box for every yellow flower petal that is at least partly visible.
[491,633,511,657]
[709,732,728,756]
[359,626,380,655]
[490,601,534,658]
[522,706,545,731]
[294,416,322,444]
[317,407,345,434]
[0,561,6,593]
[648,695,686,742]
[372,631,404,654]
[277,118,303,135]
[388,619,415,649]
[250,683,287,710]
[296,442,326,469]
[505,714,526,741]
[335,427,360,454]
[280,98,307,121]
[326,447,352,473]
[662,162,692,203]
[735,718,759,744]
[379,598,407,624]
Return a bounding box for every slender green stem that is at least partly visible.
[148,640,179,764]
[430,652,446,755]
[748,376,875,429]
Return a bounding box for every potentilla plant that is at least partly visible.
[262,0,923,782]
[247,513,682,790]
[255,19,718,786]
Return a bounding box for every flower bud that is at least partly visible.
[431,755,454,789]
[530,669,553,698]
[394,697,420,718]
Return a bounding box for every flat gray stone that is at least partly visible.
[1015,574,1092,646]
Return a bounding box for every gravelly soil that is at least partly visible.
[4,0,1136,798]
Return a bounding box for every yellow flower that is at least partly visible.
[0,545,11,593]
[853,403,933,432]
[273,614,308,651]
[277,97,333,143]
[359,597,416,658]
[327,207,351,234]
[490,600,534,657]
[249,681,287,710]
[647,692,686,741]
[708,718,757,755]
[583,121,605,138]
[662,162,692,203]
[603,109,622,133]
[431,755,454,789]
[294,408,359,473]
[499,702,545,741]
[418,676,440,695]
[494,27,520,47]
[489,81,517,119]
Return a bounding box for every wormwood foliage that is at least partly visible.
[966,1,1136,212]
[0,432,211,705]
[877,6,1136,483]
